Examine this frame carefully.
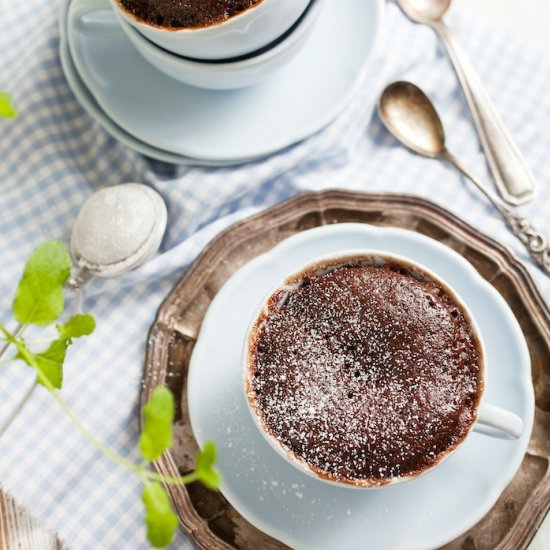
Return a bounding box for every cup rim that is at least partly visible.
[242,249,487,489]
[113,0,276,35]
[116,0,322,71]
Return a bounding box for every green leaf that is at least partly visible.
[142,482,178,548]
[15,339,68,389]
[0,91,17,119]
[195,441,222,490]
[57,314,96,342]
[139,387,174,461]
[13,241,72,326]
[196,440,216,471]
[196,467,222,491]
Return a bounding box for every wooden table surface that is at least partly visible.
[1,0,549,548]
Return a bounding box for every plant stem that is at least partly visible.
[143,471,200,485]
[0,323,24,357]
[31,371,199,485]
[0,380,37,437]
[0,324,35,437]
[2,337,58,346]
[14,341,143,474]
[50,387,144,473]
[1,323,201,490]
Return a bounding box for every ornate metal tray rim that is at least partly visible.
[141,190,550,550]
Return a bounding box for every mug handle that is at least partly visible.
[475,403,524,438]
[69,0,120,37]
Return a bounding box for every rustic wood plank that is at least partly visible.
[0,488,64,550]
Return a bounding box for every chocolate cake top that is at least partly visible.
[247,260,482,486]
[118,0,262,30]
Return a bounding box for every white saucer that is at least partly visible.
[65,0,383,163]
[59,0,251,166]
[188,224,534,550]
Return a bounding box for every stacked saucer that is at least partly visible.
[60,0,384,165]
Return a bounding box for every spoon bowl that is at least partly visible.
[377,81,446,158]
[397,0,451,24]
[377,80,550,277]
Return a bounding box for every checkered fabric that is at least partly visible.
[1,0,549,548]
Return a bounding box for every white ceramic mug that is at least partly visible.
[69,0,311,60]
[114,0,323,89]
[243,250,525,488]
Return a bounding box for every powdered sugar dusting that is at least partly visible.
[247,262,481,486]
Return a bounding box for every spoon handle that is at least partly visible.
[432,20,537,206]
[502,212,550,276]
[444,151,550,276]
[66,267,92,292]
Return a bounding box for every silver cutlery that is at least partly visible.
[397,0,537,206]
[378,80,549,276]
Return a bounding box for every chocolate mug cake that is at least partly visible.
[117,0,263,29]
[245,253,483,487]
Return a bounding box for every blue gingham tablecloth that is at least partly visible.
[1,0,549,548]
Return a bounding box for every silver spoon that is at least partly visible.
[0,183,167,437]
[378,80,550,276]
[397,0,537,206]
